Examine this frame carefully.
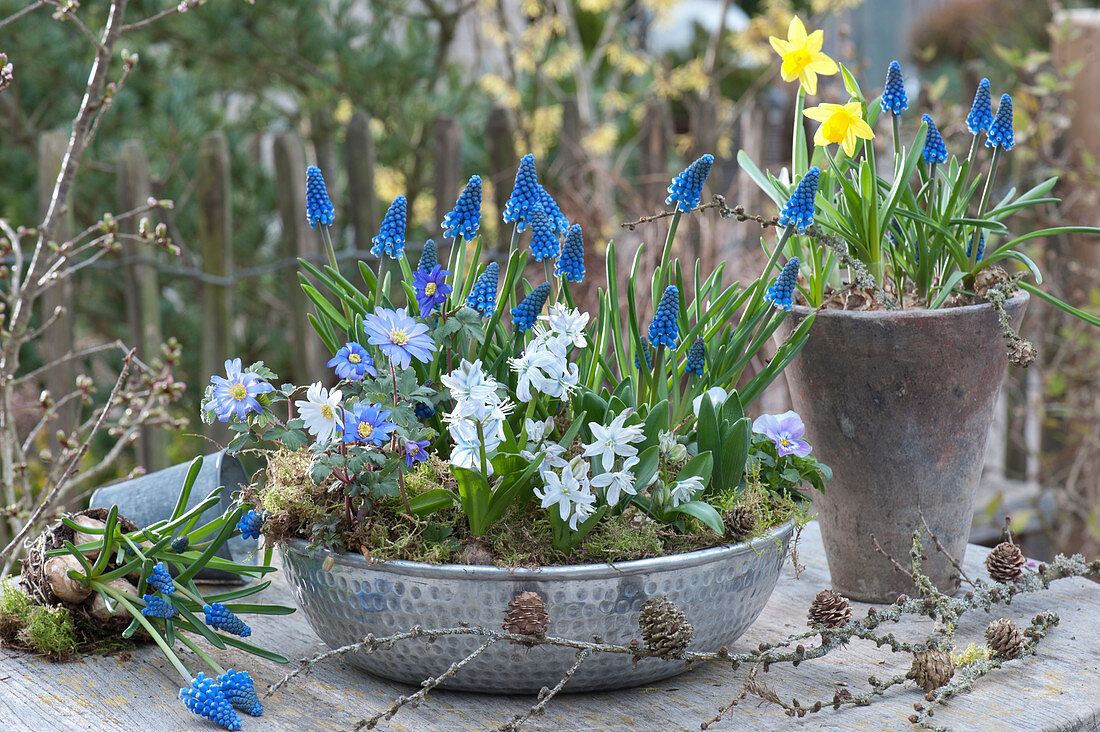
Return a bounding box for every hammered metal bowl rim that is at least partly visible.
[790,290,1028,321]
[283,518,795,580]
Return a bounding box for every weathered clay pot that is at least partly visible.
[776,292,1028,603]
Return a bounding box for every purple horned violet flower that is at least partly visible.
[752,411,813,458]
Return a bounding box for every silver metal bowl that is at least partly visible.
[281,519,794,693]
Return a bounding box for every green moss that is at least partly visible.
[0,578,34,637]
[0,579,79,658]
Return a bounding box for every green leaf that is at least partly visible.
[667,501,725,534]
[678,451,713,485]
[408,488,458,516]
[632,445,660,491]
[452,466,492,535]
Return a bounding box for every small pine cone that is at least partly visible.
[985,618,1025,659]
[985,542,1025,583]
[639,596,694,659]
[807,589,852,629]
[911,649,954,692]
[503,591,549,637]
[723,506,757,541]
[973,265,1011,298]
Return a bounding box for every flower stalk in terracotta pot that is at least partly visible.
[739,16,1100,602]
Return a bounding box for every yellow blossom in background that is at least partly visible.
[543,46,582,81]
[479,73,521,108]
[803,100,874,156]
[769,16,837,95]
[605,43,649,78]
[583,123,618,157]
[528,105,564,159]
[375,167,405,208]
[334,97,353,126]
[578,0,615,14]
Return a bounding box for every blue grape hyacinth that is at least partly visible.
[181,673,242,731]
[967,231,986,260]
[511,282,551,332]
[528,208,561,262]
[236,509,265,541]
[985,94,1015,150]
[441,175,482,241]
[148,561,175,595]
[538,185,570,236]
[765,257,801,311]
[648,286,680,348]
[634,337,653,369]
[305,165,335,228]
[555,224,585,282]
[967,78,993,135]
[204,602,252,637]
[777,167,820,234]
[466,262,499,318]
[371,195,408,258]
[503,154,542,230]
[170,536,189,553]
[666,154,714,212]
[414,402,435,420]
[142,593,177,619]
[218,669,264,717]
[686,339,705,376]
[881,60,908,115]
[921,114,948,165]
[418,239,438,273]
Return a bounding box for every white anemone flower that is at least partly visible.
[294,382,343,443]
[583,410,644,469]
[669,475,706,508]
[591,455,639,506]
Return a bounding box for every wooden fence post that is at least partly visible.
[37,130,75,452]
[433,115,461,241]
[117,140,167,470]
[346,112,378,254]
[196,132,233,446]
[487,105,516,254]
[274,131,327,386]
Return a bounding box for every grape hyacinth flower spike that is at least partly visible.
[538,185,570,236]
[502,154,542,230]
[635,337,653,369]
[466,262,499,317]
[148,561,175,595]
[555,224,585,282]
[418,238,438,273]
[371,195,408,258]
[441,175,482,241]
[511,282,552,332]
[203,602,252,637]
[528,208,561,262]
[777,167,820,234]
[180,673,242,731]
[218,669,264,717]
[880,60,908,115]
[985,94,1015,150]
[666,154,714,212]
[686,339,705,376]
[765,257,801,311]
[921,114,948,165]
[649,286,680,348]
[142,593,177,619]
[967,78,993,135]
[967,231,986,261]
[235,509,265,541]
[305,165,335,228]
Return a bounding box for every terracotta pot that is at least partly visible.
[775,293,1028,602]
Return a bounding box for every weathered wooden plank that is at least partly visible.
[4,522,1100,731]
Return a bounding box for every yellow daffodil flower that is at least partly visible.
[803,101,875,157]
[769,17,838,96]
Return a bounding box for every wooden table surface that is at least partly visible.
[3,521,1099,732]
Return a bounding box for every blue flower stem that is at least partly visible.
[389,361,410,512]
[475,422,489,477]
[178,631,226,676]
[450,235,467,306]
[757,225,794,301]
[792,87,807,176]
[970,146,1002,270]
[656,210,683,301]
[374,255,388,304]
[398,253,415,290]
[651,345,666,410]
[891,113,901,160]
[544,258,557,305]
[321,226,352,322]
[507,223,521,311]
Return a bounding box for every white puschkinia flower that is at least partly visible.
[444,360,510,475]
[659,429,688,462]
[535,464,597,530]
[540,303,590,349]
[449,419,501,475]
[442,359,501,403]
[584,410,645,470]
[669,475,706,508]
[294,382,343,443]
[591,455,639,506]
[525,416,554,446]
[527,442,570,484]
[510,349,561,402]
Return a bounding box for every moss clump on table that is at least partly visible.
[0,578,81,658]
[252,449,807,567]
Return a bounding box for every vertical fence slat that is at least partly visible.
[196,132,233,445]
[274,131,327,386]
[118,140,167,470]
[487,105,516,254]
[346,111,378,253]
[433,115,462,241]
[37,130,75,451]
